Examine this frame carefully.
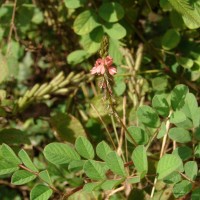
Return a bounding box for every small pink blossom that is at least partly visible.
[91,56,117,76]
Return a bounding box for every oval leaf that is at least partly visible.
[98,2,124,22]
[43,143,80,165]
[30,184,53,200]
[83,160,106,180]
[96,141,112,161]
[11,170,36,185]
[105,152,126,177]
[169,127,192,143]
[75,136,94,159]
[131,145,148,178]
[157,154,183,180]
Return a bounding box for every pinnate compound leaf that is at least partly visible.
[75,136,94,159]
[30,184,53,200]
[173,180,192,198]
[184,161,198,181]
[43,143,80,165]
[96,141,112,161]
[131,145,148,178]
[98,2,124,22]
[168,127,191,143]
[18,149,38,172]
[127,126,149,145]
[73,10,100,35]
[105,152,126,177]
[1,143,21,165]
[137,105,160,128]
[157,154,183,180]
[11,170,36,185]
[171,84,188,110]
[83,160,106,180]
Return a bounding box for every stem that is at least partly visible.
[150,112,172,198]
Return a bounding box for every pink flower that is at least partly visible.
[91,56,117,76]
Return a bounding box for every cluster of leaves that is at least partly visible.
[0,84,200,199]
[0,0,200,199]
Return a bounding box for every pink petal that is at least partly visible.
[100,65,105,74]
[91,67,97,74]
[105,56,113,66]
[108,66,117,75]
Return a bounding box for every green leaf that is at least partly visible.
[39,170,52,185]
[163,171,182,184]
[171,84,189,110]
[80,26,103,54]
[0,128,30,145]
[157,122,166,139]
[105,152,126,177]
[173,180,192,198]
[137,105,160,128]
[127,126,149,145]
[151,77,168,92]
[157,154,183,180]
[83,160,106,180]
[170,111,186,124]
[168,127,191,143]
[75,136,94,159]
[194,144,200,158]
[181,93,200,128]
[43,143,80,165]
[64,0,86,9]
[98,2,124,22]
[68,160,85,172]
[101,179,124,190]
[160,0,172,11]
[50,113,87,144]
[73,10,100,35]
[0,53,9,83]
[83,182,102,192]
[67,50,89,66]
[127,176,140,184]
[152,94,170,117]
[109,38,123,64]
[177,57,194,69]
[1,143,21,165]
[30,184,53,200]
[18,149,38,172]
[162,29,180,50]
[11,170,36,185]
[184,161,197,181]
[0,160,19,175]
[172,146,192,161]
[96,141,112,161]
[103,23,126,40]
[192,188,200,200]
[114,79,126,96]
[168,0,200,29]
[131,145,148,178]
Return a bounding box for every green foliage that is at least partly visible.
[0,0,200,199]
